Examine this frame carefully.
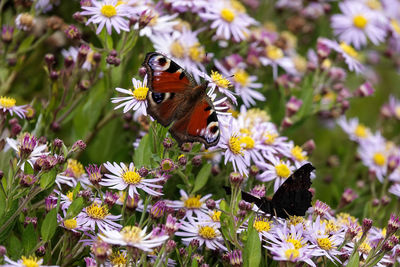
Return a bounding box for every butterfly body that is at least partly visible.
[225,163,315,219]
[143,52,220,148]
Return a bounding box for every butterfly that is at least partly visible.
[142,52,220,148]
[225,163,315,219]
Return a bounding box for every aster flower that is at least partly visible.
[175,216,227,251]
[101,162,163,198]
[337,116,371,143]
[81,0,130,35]
[6,134,48,169]
[331,1,386,49]
[164,0,208,13]
[358,135,388,182]
[0,96,26,118]
[136,8,178,38]
[387,95,400,120]
[58,209,88,233]
[200,0,257,42]
[167,189,212,218]
[15,13,35,31]
[55,159,90,189]
[256,156,295,192]
[111,75,149,115]
[61,46,94,71]
[389,183,400,198]
[3,255,56,267]
[100,226,169,251]
[200,70,237,104]
[318,38,364,73]
[77,201,122,232]
[260,45,297,79]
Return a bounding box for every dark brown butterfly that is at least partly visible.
[225,163,315,219]
[143,52,220,148]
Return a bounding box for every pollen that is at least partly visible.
[86,203,109,219]
[184,195,202,209]
[291,146,307,161]
[340,42,358,59]
[211,210,221,222]
[253,218,272,232]
[284,248,299,260]
[66,191,74,202]
[189,44,205,62]
[67,159,85,178]
[220,8,235,22]
[130,86,149,101]
[0,96,16,108]
[170,40,185,59]
[240,136,255,149]
[63,218,78,230]
[288,216,305,227]
[229,136,243,155]
[354,124,368,138]
[101,5,117,18]
[198,225,217,239]
[122,170,141,184]
[109,251,127,266]
[211,70,231,88]
[353,15,368,29]
[21,256,40,267]
[264,132,277,145]
[266,45,284,60]
[121,226,143,243]
[275,163,291,178]
[358,241,372,254]
[233,69,249,87]
[287,236,303,249]
[373,152,385,166]
[317,237,334,250]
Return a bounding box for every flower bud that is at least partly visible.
[104,191,118,208]
[90,240,111,262]
[178,154,187,166]
[150,200,166,219]
[206,199,216,210]
[388,214,400,235]
[229,172,244,187]
[72,140,86,152]
[35,246,46,257]
[11,123,22,136]
[163,138,173,149]
[249,165,259,176]
[0,245,6,257]
[362,218,373,234]
[166,240,176,253]
[20,174,37,187]
[138,167,149,177]
[192,155,202,166]
[161,158,175,172]
[1,25,13,44]
[355,82,374,97]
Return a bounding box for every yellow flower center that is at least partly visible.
[354,124,368,138]
[353,15,368,29]
[101,5,117,17]
[233,69,249,87]
[240,136,255,150]
[86,203,109,219]
[382,228,387,237]
[220,8,235,22]
[291,146,307,161]
[21,256,40,267]
[130,86,149,101]
[64,218,77,230]
[121,226,143,243]
[211,210,221,222]
[287,236,303,249]
[0,96,16,108]
[67,159,85,178]
[66,191,73,202]
[275,163,291,178]
[391,19,400,35]
[231,0,246,13]
[109,251,127,266]
[184,195,202,209]
[373,152,385,166]
[325,220,340,234]
[321,58,332,69]
[284,248,299,260]
[317,237,334,250]
[253,218,272,232]
[170,41,185,59]
[359,241,372,254]
[198,225,217,239]
[367,0,382,10]
[340,42,358,59]
[288,216,305,226]
[264,132,277,145]
[122,170,141,184]
[293,56,307,72]
[189,44,205,62]
[395,106,400,119]
[229,136,243,155]
[266,45,284,60]
[211,70,231,88]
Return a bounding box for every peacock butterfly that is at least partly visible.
[225,163,315,219]
[143,52,220,148]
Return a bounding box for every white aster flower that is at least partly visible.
[167,189,212,218]
[81,0,130,35]
[137,8,178,38]
[3,255,57,267]
[77,201,122,232]
[6,134,48,169]
[0,96,26,118]
[112,75,149,115]
[61,46,94,71]
[100,225,169,251]
[337,116,372,143]
[55,159,90,189]
[256,156,295,192]
[101,162,163,197]
[260,45,297,79]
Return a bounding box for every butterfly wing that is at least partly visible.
[169,97,220,148]
[271,163,314,219]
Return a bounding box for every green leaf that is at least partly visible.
[346,252,360,267]
[66,197,84,219]
[243,215,261,267]
[39,169,57,190]
[219,200,229,212]
[192,163,211,194]
[7,234,22,259]
[22,223,37,254]
[24,162,34,174]
[17,35,35,53]
[41,208,58,241]
[134,134,151,167]
[62,143,69,158]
